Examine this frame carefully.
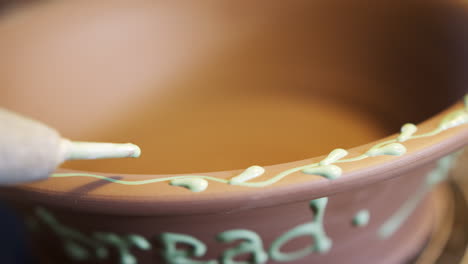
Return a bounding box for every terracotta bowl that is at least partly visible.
[0,1,467,264]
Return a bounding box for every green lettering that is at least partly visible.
[93,233,151,264]
[269,198,332,262]
[217,229,268,264]
[160,233,217,264]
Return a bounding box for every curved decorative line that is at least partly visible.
[51,95,468,192]
[51,173,229,185]
[377,153,459,239]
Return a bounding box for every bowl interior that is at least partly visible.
[0,1,465,174]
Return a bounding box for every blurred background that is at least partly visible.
[0,0,467,263]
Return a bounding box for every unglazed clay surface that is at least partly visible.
[61,95,391,174]
[27,155,456,264]
[0,2,467,264]
[2,1,463,176]
[30,197,331,264]
[377,153,460,239]
[49,96,468,192]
